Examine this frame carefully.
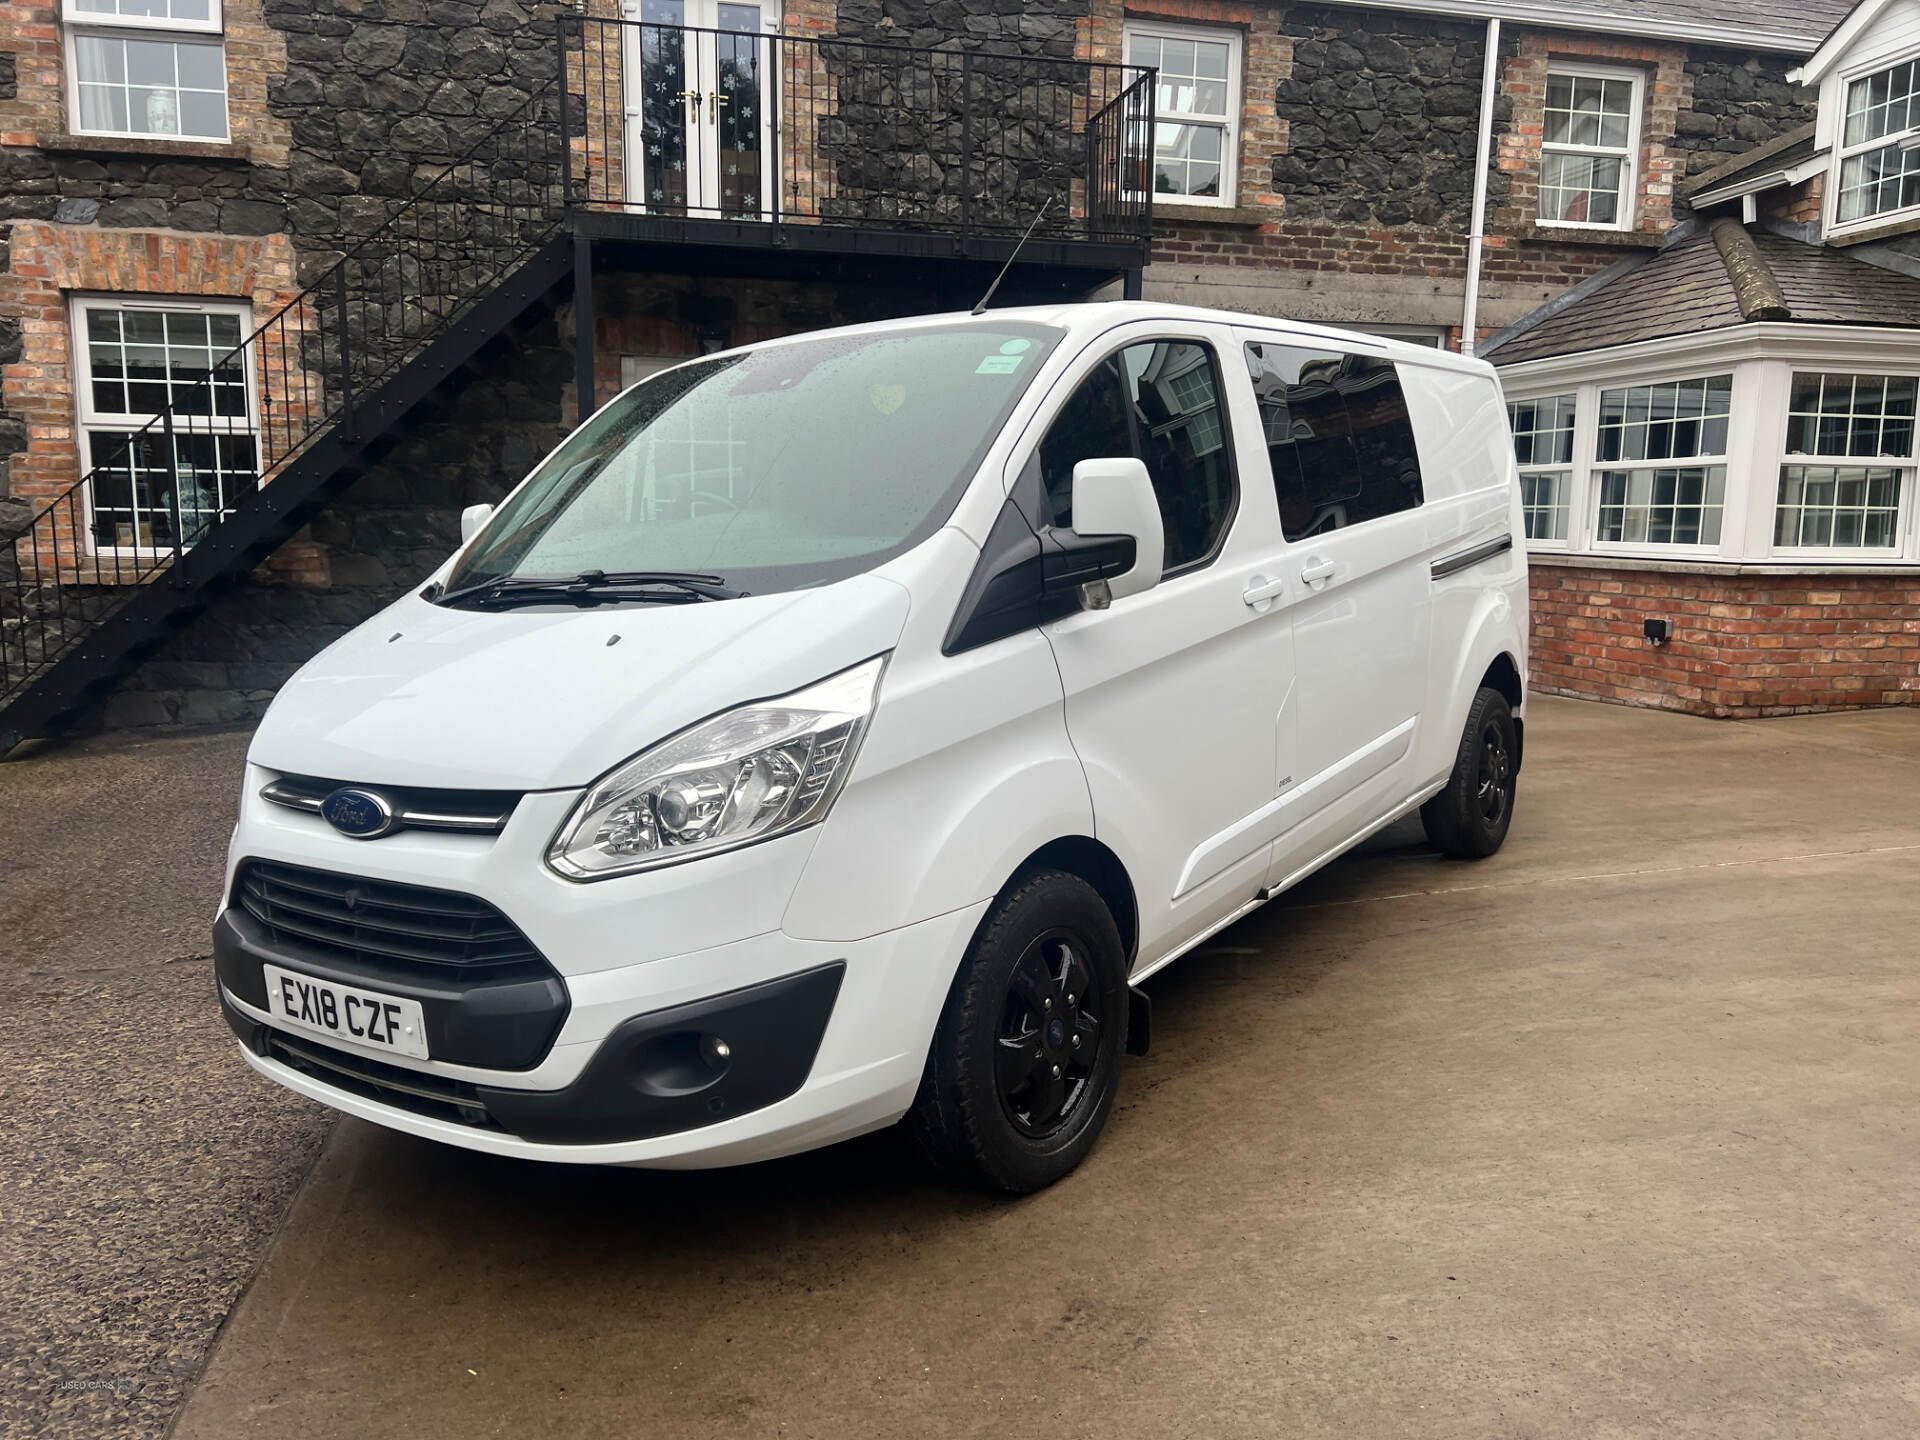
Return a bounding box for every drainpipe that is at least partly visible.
[1460,16,1500,357]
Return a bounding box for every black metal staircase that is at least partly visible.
[0,81,571,753]
[0,22,1153,753]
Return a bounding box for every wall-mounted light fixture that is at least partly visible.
[1644,618,1673,646]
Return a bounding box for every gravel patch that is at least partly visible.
[0,729,332,1440]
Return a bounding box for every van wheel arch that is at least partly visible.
[1004,836,1138,968]
[1479,652,1524,774]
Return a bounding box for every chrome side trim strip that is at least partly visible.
[1431,533,1513,580]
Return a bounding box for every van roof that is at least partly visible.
[734,302,1497,379]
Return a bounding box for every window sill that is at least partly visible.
[37,132,251,163]
[1529,552,1920,576]
[1825,211,1920,246]
[1518,223,1663,248]
[1152,202,1277,228]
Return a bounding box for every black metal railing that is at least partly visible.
[0,79,566,707]
[556,15,1154,245]
[1,20,1156,719]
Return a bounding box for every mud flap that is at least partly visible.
[1126,986,1152,1056]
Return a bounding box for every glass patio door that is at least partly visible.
[623,0,777,217]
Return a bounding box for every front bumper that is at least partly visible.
[221,961,845,1144]
[220,764,989,1166]
[218,899,990,1167]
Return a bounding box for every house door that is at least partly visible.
[622,0,778,217]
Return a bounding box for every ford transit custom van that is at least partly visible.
[216,303,1529,1192]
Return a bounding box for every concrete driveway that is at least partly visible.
[149,695,1920,1440]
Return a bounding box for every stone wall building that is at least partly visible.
[1486,0,1920,715]
[0,0,1897,742]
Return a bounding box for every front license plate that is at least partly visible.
[262,964,430,1060]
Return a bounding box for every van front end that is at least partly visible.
[214,747,988,1168]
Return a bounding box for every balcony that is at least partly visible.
[555,14,1156,275]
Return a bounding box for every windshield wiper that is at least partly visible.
[437,570,744,609]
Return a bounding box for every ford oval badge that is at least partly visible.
[320,787,398,840]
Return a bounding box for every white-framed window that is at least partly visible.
[1538,64,1641,231]
[1124,21,1241,206]
[1835,57,1920,226]
[1509,393,1576,542]
[1358,325,1447,348]
[72,295,258,557]
[1773,371,1915,553]
[63,0,229,141]
[1592,375,1731,547]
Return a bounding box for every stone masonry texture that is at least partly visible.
[0,0,1895,732]
[1274,7,1495,231]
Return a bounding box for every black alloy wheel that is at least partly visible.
[995,931,1103,1138]
[1475,717,1515,830]
[907,869,1128,1193]
[1421,685,1519,859]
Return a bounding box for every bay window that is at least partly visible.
[1509,394,1576,542]
[1836,58,1920,226]
[64,0,229,141]
[1593,376,1731,546]
[1504,357,1920,565]
[1773,372,1914,553]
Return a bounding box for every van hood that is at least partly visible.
[248,576,912,791]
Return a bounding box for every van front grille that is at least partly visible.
[234,859,544,979]
[258,773,521,836]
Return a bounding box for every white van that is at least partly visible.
[216,303,1527,1192]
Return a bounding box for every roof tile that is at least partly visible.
[1489,222,1920,364]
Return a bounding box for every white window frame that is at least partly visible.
[1586,371,1735,556]
[1508,393,1578,549]
[1503,345,1920,568]
[63,0,230,143]
[1536,61,1643,234]
[1124,19,1243,210]
[70,293,259,560]
[1767,367,1919,560]
[1828,49,1920,236]
[1358,325,1448,348]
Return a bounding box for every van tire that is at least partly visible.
[906,870,1128,1194]
[1422,686,1518,859]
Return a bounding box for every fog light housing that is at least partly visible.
[630,1030,733,1097]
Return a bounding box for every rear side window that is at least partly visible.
[1039,339,1238,573]
[1244,343,1425,541]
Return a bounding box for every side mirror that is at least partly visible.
[1069,457,1163,600]
[459,503,494,545]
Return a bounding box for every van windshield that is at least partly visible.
[441,321,1063,601]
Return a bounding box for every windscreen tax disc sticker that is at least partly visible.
[977,354,1024,374]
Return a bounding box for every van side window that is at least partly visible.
[1040,340,1238,573]
[1245,343,1425,541]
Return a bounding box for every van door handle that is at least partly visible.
[1242,574,1287,608]
[1301,557,1337,586]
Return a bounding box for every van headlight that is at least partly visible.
[547,656,886,880]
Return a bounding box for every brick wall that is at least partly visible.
[1529,560,1920,717]
[1080,0,1287,215]
[1493,32,1687,242]
[0,222,320,575]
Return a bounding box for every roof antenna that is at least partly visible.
[972,197,1053,316]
